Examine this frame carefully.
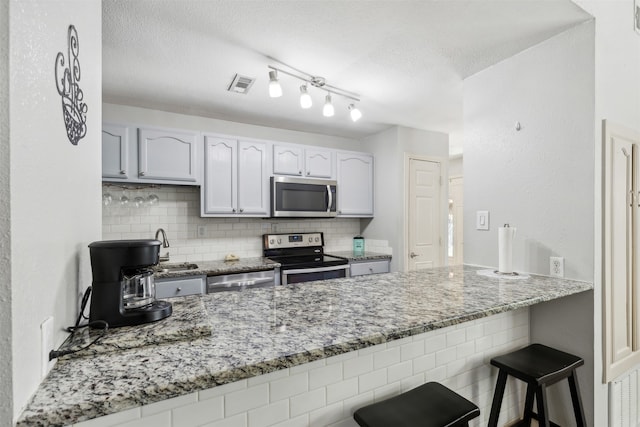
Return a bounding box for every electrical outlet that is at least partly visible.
[41,317,55,378]
[550,257,564,278]
[197,225,206,238]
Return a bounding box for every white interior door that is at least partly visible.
[408,158,441,271]
[449,177,464,265]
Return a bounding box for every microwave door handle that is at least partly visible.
[326,185,332,212]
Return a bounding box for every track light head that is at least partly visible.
[349,104,362,122]
[323,94,335,117]
[299,85,312,109]
[268,70,282,98]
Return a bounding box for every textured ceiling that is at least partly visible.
[102,1,592,153]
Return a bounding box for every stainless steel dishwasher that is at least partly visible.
[206,268,279,293]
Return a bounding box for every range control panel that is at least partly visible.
[263,232,324,250]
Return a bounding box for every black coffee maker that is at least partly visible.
[88,239,172,327]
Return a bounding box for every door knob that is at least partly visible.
[410,252,419,258]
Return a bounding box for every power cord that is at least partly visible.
[49,286,110,360]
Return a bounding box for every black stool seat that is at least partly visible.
[354,382,480,427]
[488,343,586,427]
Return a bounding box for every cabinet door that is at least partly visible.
[102,124,129,179]
[203,137,237,214]
[273,144,304,176]
[305,148,333,178]
[138,128,198,182]
[604,120,640,382]
[238,140,269,216]
[336,153,374,217]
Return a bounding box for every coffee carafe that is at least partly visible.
[88,239,172,327]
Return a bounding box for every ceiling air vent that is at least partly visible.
[228,74,255,94]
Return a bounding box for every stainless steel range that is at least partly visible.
[263,232,349,285]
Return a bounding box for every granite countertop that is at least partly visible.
[153,256,280,279]
[328,251,392,261]
[17,265,593,426]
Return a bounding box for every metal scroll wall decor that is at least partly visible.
[55,25,88,145]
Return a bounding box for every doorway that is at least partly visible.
[406,157,443,271]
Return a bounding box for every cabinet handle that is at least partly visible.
[239,208,244,213]
[410,252,420,258]
[119,170,126,175]
[139,171,146,176]
[176,287,182,292]
[299,170,303,175]
[232,208,236,213]
[306,171,310,176]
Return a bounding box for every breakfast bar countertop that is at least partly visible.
[17,265,593,427]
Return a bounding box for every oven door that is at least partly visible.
[271,176,337,218]
[282,264,350,285]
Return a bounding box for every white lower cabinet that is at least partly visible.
[202,135,269,217]
[337,152,374,217]
[155,276,205,299]
[350,259,390,277]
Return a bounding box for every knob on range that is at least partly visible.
[269,239,275,244]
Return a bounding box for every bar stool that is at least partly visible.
[487,343,586,427]
[353,381,480,427]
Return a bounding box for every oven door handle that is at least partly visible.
[326,185,333,213]
[282,264,350,276]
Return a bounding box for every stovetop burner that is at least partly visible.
[263,232,348,270]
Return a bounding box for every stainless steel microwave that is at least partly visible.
[270,176,337,218]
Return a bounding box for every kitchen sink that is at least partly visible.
[154,263,199,273]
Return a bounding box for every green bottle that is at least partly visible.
[353,236,365,256]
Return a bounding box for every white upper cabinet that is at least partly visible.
[202,136,236,215]
[138,128,198,182]
[237,140,269,215]
[102,124,129,179]
[202,135,269,217]
[305,148,333,178]
[101,124,200,185]
[273,144,334,179]
[336,152,374,217]
[273,145,304,176]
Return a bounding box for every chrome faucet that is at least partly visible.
[155,228,170,262]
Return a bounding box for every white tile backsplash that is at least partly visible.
[102,184,391,262]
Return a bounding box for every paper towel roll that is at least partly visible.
[498,225,516,274]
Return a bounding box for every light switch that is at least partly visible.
[476,211,489,230]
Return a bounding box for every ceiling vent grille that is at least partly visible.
[228,74,255,94]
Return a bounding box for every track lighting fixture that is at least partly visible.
[267,59,362,121]
[299,85,312,109]
[349,104,362,122]
[268,70,282,98]
[323,94,335,117]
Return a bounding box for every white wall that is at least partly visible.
[362,126,449,272]
[9,1,102,421]
[449,155,463,178]
[574,1,640,425]
[0,0,11,424]
[103,103,364,152]
[463,21,595,425]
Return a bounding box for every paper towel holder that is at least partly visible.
[495,224,519,276]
